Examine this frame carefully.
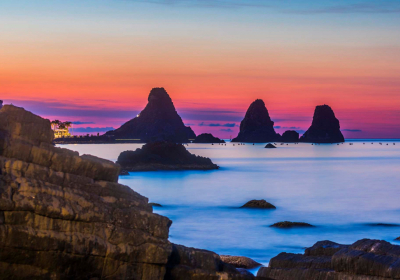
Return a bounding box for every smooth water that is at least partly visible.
[61,140,400,271]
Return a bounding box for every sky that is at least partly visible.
[1,0,400,138]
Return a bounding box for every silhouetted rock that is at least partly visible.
[193,133,225,143]
[241,199,276,209]
[257,239,400,280]
[300,105,345,143]
[0,105,251,280]
[279,130,299,142]
[265,143,276,149]
[270,221,314,228]
[105,88,196,143]
[232,99,280,143]
[220,255,261,269]
[0,100,3,109]
[117,141,219,171]
[396,237,400,241]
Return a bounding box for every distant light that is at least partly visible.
[137,114,140,117]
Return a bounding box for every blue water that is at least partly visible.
[61,140,400,271]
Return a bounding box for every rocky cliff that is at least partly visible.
[105,88,196,143]
[258,239,400,280]
[232,99,280,143]
[0,105,251,280]
[300,105,345,143]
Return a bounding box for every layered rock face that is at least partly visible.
[300,105,345,143]
[106,88,196,143]
[193,133,225,144]
[0,105,249,280]
[232,100,280,143]
[117,142,219,171]
[279,130,299,142]
[258,239,400,280]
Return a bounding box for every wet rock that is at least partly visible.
[270,221,314,228]
[241,199,276,209]
[117,141,219,171]
[220,255,261,269]
[300,105,345,143]
[105,88,196,143]
[265,143,276,149]
[193,133,225,143]
[232,99,280,143]
[279,130,299,143]
[258,239,400,280]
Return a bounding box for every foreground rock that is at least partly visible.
[265,143,276,149]
[117,142,219,171]
[105,88,196,143]
[220,255,261,269]
[300,104,345,143]
[270,221,314,228]
[258,239,400,280]
[0,105,251,280]
[192,133,225,143]
[241,199,276,209]
[279,130,299,142]
[232,99,280,143]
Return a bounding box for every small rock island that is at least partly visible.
[270,221,315,228]
[117,141,219,171]
[192,133,225,143]
[241,199,276,209]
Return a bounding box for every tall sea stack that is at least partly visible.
[300,105,344,143]
[106,88,196,143]
[232,99,280,143]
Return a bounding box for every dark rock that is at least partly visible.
[165,244,255,280]
[241,199,276,209]
[117,141,219,171]
[192,133,225,143]
[300,105,345,143]
[265,143,276,149]
[220,255,261,269]
[270,221,314,228]
[232,99,280,143]
[365,223,400,227]
[279,130,299,142]
[396,237,400,241]
[119,169,129,175]
[149,202,162,207]
[258,239,400,280]
[0,105,251,280]
[105,88,196,143]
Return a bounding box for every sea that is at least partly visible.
[60,139,400,274]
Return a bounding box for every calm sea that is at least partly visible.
[60,140,400,274]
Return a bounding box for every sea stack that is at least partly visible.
[232,99,280,143]
[300,105,344,143]
[193,133,225,143]
[106,88,196,143]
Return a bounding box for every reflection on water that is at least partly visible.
[61,140,400,267]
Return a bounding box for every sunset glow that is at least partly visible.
[1,0,400,138]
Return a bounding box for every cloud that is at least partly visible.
[73,127,115,133]
[220,128,233,132]
[71,121,95,125]
[291,3,400,14]
[342,129,362,132]
[199,122,236,127]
